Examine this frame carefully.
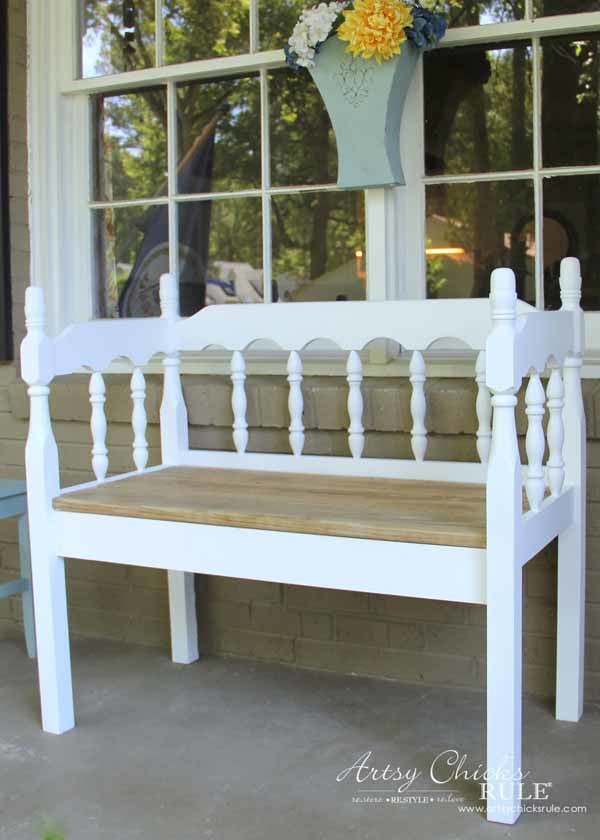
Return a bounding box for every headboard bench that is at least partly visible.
[21,258,586,825]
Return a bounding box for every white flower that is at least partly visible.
[287,1,348,67]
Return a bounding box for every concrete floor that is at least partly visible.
[0,639,598,840]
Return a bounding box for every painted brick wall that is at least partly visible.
[1,4,599,702]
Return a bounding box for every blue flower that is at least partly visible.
[284,43,302,71]
[405,5,448,51]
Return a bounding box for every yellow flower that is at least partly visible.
[337,0,412,64]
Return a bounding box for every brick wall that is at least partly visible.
[1,3,600,702]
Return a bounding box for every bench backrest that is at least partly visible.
[21,260,584,496]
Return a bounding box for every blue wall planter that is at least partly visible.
[309,36,419,190]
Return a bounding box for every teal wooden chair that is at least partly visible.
[0,479,36,658]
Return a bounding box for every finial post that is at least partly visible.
[560,257,584,357]
[160,273,179,321]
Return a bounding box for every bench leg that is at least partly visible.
[31,549,75,734]
[168,571,199,664]
[486,565,523,824]
[17,514,36,659]
[556,521,585,722]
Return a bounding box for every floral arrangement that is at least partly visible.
[285,0,448,70]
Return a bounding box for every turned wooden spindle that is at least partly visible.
[131,367,148,471]
[525,372,546,512]
[231,350,249,454]
[346,351,364,459]
[409,350,427,462]
[287,351,305,456]
[89,372,108,481]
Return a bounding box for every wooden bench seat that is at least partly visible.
[54,466,489,549]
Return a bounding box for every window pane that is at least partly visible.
[543,175,600,311]
[93,89,168,202]
[179,198,263,311]
[272,192,365,302]
[269,69,337,188]
[441,1,524,27]
[425,43,533,176]
[425,181,535,302]
[542,34,600,168]
[259,0,305,50]
[176,76,260,195]
[94,204,167,318]
[80,0,155,78]
[534,1,600,15]
[163,1,249,65]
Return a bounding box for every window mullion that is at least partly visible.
[167,80,179,282]
[525,0,534,21]
[250,0,260,53]
[532,36,545,309]
[260,68,272,303]
[155,0,164,66]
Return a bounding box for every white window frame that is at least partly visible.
[27,0,600,375]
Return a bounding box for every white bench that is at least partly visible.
[21,258,586,824]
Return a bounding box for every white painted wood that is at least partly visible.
[346,351,364,459]
[546,368,565,497]
[131,368,149,472]
[525,372,546,512]
[486,268,523,825]
[475,351,492,464]
[160,358,188,465]
[167,569,199,664]
[410,350,427,462]
[89,372,108,482]
[159,273,198,665]
[53,318,169,377]
[231,351,249,454]
[180,450,489,483]
[54,512,488,606]
[21,287,74,734]
[287,351,304,456]
[520,488,575,567]
[556,257,586,723]
[179,299,494,354]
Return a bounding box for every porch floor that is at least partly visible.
[1,638,598,840]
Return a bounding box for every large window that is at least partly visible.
[27,1,600,359]
[422,1,600,312]
[83,0,365,316]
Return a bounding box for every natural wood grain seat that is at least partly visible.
[54,467,489,548]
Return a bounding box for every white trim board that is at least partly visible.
[54,511,488,606]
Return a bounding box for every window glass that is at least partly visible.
[543,175,600,311]
[440,0,524,27]
[80,0,156,78]
[259,0,306,50]
[93,88,168,202]
[272,192,366,302]
[534,1,600,15]
[94,204,166,318]
[163,1,250,65]
[178,198,263,311]
[542,34,600,168]
[176,76,260,195]
[425,180,535,302]
[425,43,533,176]
[269,69,337,187]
